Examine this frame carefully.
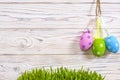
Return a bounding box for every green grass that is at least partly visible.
[17,67,105,80]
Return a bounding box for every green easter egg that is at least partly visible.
[92,38,106,57]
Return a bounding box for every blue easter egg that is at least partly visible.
[104,36,119,53]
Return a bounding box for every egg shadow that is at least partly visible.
[102,50,110,58]
[84,48,111,59]
[83,47,95,59]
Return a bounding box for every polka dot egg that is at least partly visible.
[92,38,106,57]
[80,30,94,51]
[104,35,119,53]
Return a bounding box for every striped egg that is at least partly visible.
[92,38,106,57]
[104,35,119,53]
[80,30,94,51]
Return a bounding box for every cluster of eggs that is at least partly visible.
[80,30,119,57]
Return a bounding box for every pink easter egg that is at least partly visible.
[80,30,94,51]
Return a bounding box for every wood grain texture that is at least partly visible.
[0,55,120,80]
[0,0,120,3]
[0,0,120,80]
[0,29,120,55]
[0,4,119,28]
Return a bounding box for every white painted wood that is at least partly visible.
[0,4,119,28]
[0,29,119,54]
[0,54,120,80]
[0,0,119,80]
[0,0,119,3]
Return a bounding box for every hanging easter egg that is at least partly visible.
[104,35,119,53]
[80,30,94,51]
[92,38,106,57]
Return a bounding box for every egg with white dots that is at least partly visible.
[104,35,119,53]
[92,38,106,57]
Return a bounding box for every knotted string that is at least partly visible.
[96,0,101,17]
[82,0,109,37]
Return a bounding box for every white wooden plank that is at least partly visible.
[0,0,119,3]
[0,1,119,80]
[0,29,119,54]
[0,54,120,80]
[0,4,119,28]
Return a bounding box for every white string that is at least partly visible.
[100,16,110,36]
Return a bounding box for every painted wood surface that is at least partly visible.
[0,0,120,80]
[0,0,120,3]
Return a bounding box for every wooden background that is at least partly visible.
[0,0,120,80]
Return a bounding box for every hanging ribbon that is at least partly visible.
[95,0,102,38]
[96,0,110,37]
